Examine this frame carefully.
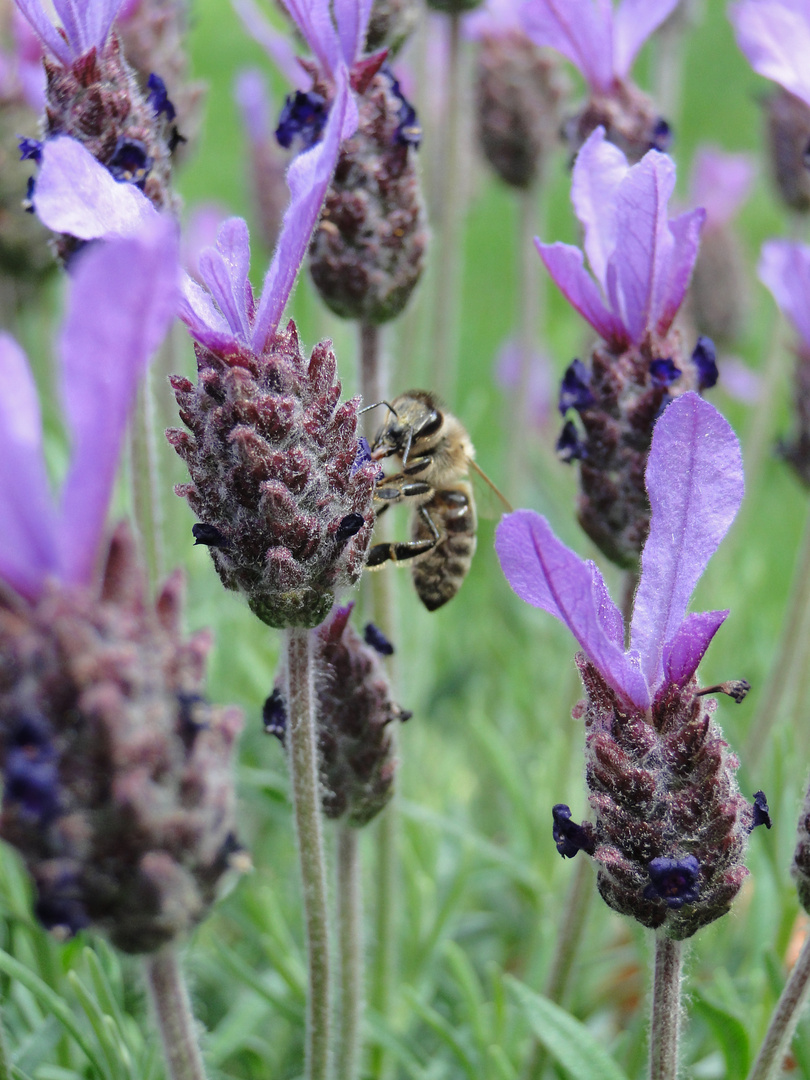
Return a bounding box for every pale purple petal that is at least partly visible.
[465,0,524,39]
[536,240,628,348]
[82,0,126,55]
[0,333,58,601]
[690,148,755,229]
[14,0,73,65]
[630,393,744,690]
[235,68,272,143]
[179,274,239,353]
[232,0,310,89]
[608,150,676,345]
[612,0,680,78]
[521,0,614,92]
[33,136,158,240]
[196,217,253,343]
[759,239,810,348]
[655,206,705,337]
[496,509,650,708]
[719,356,761,404]
[571,127,628,290]
[334,0,374,66]
[252,70,351,352]
[281,0,341,81]
[662,609,728,689]
[730,0,810,108]
[57,217,180,586]
[52,0,85,53]
[182,203,229,281]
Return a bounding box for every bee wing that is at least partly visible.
[469,460,513,519]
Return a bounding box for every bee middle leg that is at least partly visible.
[366,506,441,568]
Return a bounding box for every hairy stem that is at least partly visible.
[649,935,683,1080]
[337,826,363,1080]
[747,932,810,1080]
[360,322,385,416]
[509,186,541,494]
[144,948,208,1080]
[285,627,332,1080]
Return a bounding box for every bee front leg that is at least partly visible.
[366,506,441,568]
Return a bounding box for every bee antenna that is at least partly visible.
[360,400,398,418]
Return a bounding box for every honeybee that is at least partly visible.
[366,391,509,611]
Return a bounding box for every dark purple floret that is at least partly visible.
[262,688,287,741]
[176,691,209,744]
[147,74,177,122]
[364,622,394,656]
[650,117,673,153]
[24,176,36,212]
[383,67,422,148]
[18,137,43,163]
[692,336,719,390]
[4,748,60,823]
[751,790,772,831]
[34,874,91,937]
[559,358,594,415]
[276,91,329,150]
[649,357,682,388]
[192,523,230,548]
[556,419,587,462]
[353,437,373,474]
[644,856,701,909]
[552,804,596,858]
[336,513,366,544]
[107,137,153,185]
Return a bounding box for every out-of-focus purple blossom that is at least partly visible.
[536,128,704,353]
[234,69,289,250]
[497,392,743,711]
[146,72,176,121]
[14,0,126,67]
[689,147,754,231]
[558,358,595,414]
[556,419,587,462]
[729,0,810,109]
[235,67,273,144]
[181,202,229,283]
[521,0,680,94]
[0,216,178,602]
[495,336,553,425]
[759,238,810,348]
[466,0,524,38]
[751,791,772,830]
[692,336,719,390]
[1,8,45,108]
[719,357,761,404]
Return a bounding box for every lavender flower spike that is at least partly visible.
[0,215,178,601]
[537,127,704,355]
[497,393,754,938]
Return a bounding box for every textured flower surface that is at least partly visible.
[537,127,704,353]
[729,0,810,108]
[497,393,754,938]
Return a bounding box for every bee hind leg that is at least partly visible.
[366,507,441,568]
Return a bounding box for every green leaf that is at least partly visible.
[507,977,629,1080]
[692,992,750,1078]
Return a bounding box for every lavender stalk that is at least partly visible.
[145,949,208,1080]
[746,935,810,1080]
[337,826,363,1080]
[649,935,683,1080]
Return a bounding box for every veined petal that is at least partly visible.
[759,239,810,348]
[662,609,728,689]
[179,274,239,352]
[33,136,157,240]
[196,217,253,343]
[730,0,810,108]
[57,218,179,586]
[609,149,676,345]
[252,69,351,353]
[0,333,58,601]
[14,0,73,65]
[232,0,310,89]
[334,0,374,67]
[612,0,680,78]
[52,0,85,54]
[496,509,650,708]
[282,0,341,81]
[656,206,704,338]
[571,127,628,290]
[630,393,743,690]
[521,0,614,93]
[536,240,628,348]
[83,0,127,55]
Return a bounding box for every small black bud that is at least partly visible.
[363,622,394,656]
[192,523,229,548]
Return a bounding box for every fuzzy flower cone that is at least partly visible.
[730,0,810,212]
[266,604,411,825]
[759,240,810,487]
[522,0,679,161]
[497,393,766,940]
[468,0,567,189]
[0,222,244,952]
[538,127,712,567]
[15,0,178,259]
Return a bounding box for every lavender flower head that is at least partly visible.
[538,127,709,566]
[15,0,178,260]
[0,224,244,951]
[497,392,758,939]
[730,0,810,210]
[522,0,680,161]
[759,239,810,486]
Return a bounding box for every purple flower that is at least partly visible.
[759,238,810,348]
[521,0,680,95]
[729,0,810,109]
[0,216,178,602]
[689,147,754,231]
[14,0,126,67]
[643,856,701,908]
[496,392,743,711]
[536,127,705,353]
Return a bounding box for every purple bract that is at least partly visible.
[729,0,810,109]
[14,0,125,66]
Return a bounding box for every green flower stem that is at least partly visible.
[144,947,208,1080]
[285,626,333,1080]
[747,931,810,1080]
[360,322,386,417]
[649,935,683,1080]
[337,826,363,1080]
[509,186,542,494]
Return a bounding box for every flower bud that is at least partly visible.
[778,342,810,487]
[765,88,810,213]
[565,84,671,165]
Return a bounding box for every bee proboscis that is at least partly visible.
[366,390,510,611]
